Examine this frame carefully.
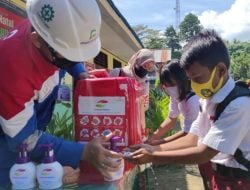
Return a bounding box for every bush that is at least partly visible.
[46,101,74,141]
[145,87,170,135]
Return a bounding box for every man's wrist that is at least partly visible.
[81,143,89,161]
[78,72,88,79]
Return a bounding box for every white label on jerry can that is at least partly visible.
[78,96,125,115]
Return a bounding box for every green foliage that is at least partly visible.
[133,14,204,59]
[171,51,182,59]
[46,102,74,141]
[145,88,169,134]
[133,24,166,49]
[230,53,250,80]
[144,37,165,49]
[179,13,203,42]
[132,24,153,42]
[164,25,181,59]
[228,41,250,80]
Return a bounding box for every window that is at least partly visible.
[113,58,122,68]
[94,51,108,68]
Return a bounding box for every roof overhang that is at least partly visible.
[97,0,143,62]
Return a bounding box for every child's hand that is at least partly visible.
[124,143,155,164]
[127,144,154,164]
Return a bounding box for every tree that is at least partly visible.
[144,36,165,49]
[179,13,203,42]
[164,25,181,59]
[228,41,250,80]
[132,24,151,43]
[133,24,166,49]
[230,54,250,80]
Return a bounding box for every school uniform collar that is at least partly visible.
[209,77,235,104]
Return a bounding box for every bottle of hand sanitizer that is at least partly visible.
[36,144,63,190]
[9,143,36,190]
[104,136,124,181]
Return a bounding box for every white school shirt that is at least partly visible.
[190,77,250,170]
[168,94,199,133]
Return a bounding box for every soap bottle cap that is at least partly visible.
[40,144,55,163]
[110,136,122,152]
[16,143,30,164]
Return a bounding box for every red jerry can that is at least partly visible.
[73,77,146,184]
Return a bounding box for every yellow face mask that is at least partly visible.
[191,67,224,99]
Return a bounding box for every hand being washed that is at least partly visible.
[124,143,155,165]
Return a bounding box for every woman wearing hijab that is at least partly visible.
[109,49,155,110]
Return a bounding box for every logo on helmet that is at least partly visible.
[40,4,55,22]
[80,29,98,45]
[89,29,96,40]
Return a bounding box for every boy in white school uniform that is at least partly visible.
[128,29,250,190]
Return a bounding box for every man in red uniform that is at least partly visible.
[0,0,123,187]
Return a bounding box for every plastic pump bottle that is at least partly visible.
[9,143,36,190]
[104,136,124,181]
[36,144,63,190]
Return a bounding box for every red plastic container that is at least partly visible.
[73,77,146,183]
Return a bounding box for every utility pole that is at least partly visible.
[174,0,180,30]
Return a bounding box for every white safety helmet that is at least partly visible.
[26,0,101,61]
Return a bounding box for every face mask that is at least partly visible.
[163,86,179,99]
[46,42,78,69]
[52,57,78,69]
[134,65,148,78]
[191,67,224,99]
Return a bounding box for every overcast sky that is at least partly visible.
[112,0,250,41]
